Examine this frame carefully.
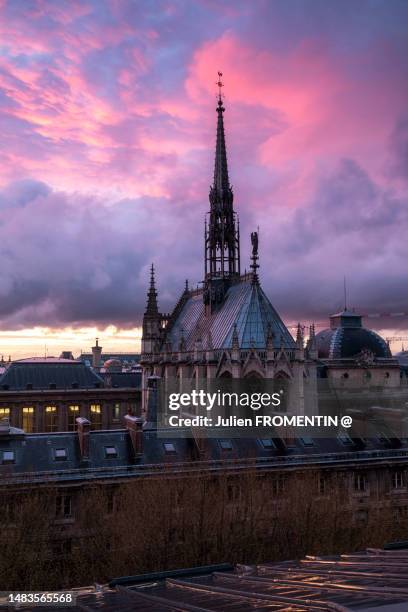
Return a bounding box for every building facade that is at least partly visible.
[0,358,141,432]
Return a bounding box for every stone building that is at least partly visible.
[0,357,141,432]
[140,87,318,416]
[1,377,408,588]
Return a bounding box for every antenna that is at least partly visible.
[343,276,348,311]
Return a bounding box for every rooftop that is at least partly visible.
[166,277,295,352]
[34,547,408,611]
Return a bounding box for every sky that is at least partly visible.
[0,0,407,357]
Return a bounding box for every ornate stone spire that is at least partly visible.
[145,263,158,315]
[296,323,304,349]
[204,72,240,288]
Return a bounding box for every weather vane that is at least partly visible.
[216,71,224,102]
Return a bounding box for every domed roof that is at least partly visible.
[104,358,122,372]
[315,309,392,360]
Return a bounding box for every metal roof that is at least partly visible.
[36,547,408,611]
[166,278,295,351]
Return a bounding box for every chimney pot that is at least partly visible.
[76,417,90,459]
[124,415,143,455]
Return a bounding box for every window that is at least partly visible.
[113,403,120,420]
[0,408,10,417]
[163,442,176,454]
[90,404,102,429]
[55,494,72,519]
[354,473,368,493]
[272,475,285,496]
[2,450,15,464]
[45,406,58,432]
[260,438,275,450]
[338,431,353,445]
[318,474,327,495]
[22,407,35,432]
[220,440,233,451]
[68,405,79,431]
[393,471,405,489]
[300,436,314,447]
[54,448,67,461]
[378,431,390,445]
[104,446,118,459]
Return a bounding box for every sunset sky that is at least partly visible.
[0,0,407,358]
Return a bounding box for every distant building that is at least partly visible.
[79,339,140,372]
[0,357,141,432]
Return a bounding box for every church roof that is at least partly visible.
[165,277,295,351]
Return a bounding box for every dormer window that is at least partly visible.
[104,446,117,458]
[49,383,56,390]
[338,431,353,445]
[220,440,233,451]
[163,443,176,454]
[260,438,275,450]
[54,448,67,461]
[300,436,314,447]
[2,450,15,464]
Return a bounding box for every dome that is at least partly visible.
[104,358,122,372]
[315,309,392,360]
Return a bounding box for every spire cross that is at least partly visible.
[216,71,224,104]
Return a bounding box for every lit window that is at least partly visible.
[0,408,10,417]
[104,446,118,458]
[90,404,102,430]
[45,406,58,432]
[300,436,314,447]
[55,495,72,519]
[354,473,368,492]
[2,450,15,464]
[220,440,233,451]
[68,406,79,431]
[393,471,405,489]
[54,448,67,461]
[163,443,176,454]
[22,407,35,433]
[260,438,275,449]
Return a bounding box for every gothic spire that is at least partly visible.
[204,72,240,290]
[145,263,158,315]
[213,75,230,197]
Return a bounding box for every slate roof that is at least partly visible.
[166,278,295,351]
[0,358,104,391]
[1,425,407,484]
[101,371,142,389]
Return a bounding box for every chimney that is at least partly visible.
[76,417,90,460]
[92,338,102,370]
[143,375,160,429]
[124,415,143,455]
[0,417,10,434]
